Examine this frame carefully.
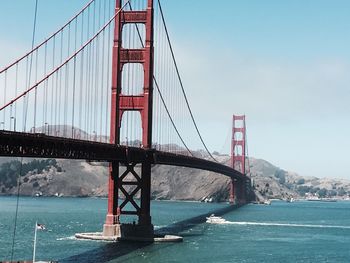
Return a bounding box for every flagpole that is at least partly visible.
[33,221,37,263]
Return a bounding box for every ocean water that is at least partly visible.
[1,197,350,262]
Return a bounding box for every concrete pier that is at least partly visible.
[75,232,183,242]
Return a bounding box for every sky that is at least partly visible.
[0,0,350,179]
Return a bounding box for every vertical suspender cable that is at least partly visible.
[14,64,18,124]
[64,23,71,137]
[85,7,91,139]
[58,30,64,135]
[100,0,106,142]
[79,12,85,139]
[43,43,47,131]
[71,18,78,138]
[51,37,55,133]
[128,2,192,155]
[92,0,97,140]
[10,0,39,260]
[3,72,7,129]
[33,49,38,132]
[157,0,217,161]
[105,2,112,142]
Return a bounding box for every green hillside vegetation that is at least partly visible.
[0,159,58,190]
[271,168,349,198]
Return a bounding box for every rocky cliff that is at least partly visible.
[1,155,349,201]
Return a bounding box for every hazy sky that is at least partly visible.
[1,0,350,179]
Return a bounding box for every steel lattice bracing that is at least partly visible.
[104,0,155,237]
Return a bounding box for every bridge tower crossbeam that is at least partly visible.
[229,115,249,204]
[103,0,155,239]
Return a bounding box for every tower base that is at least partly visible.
[77,223,182,242]
[103,223,154,240]
[75,231,183,242]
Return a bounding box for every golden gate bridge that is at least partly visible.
[0,0,251,241]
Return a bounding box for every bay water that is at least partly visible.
[1,197,350,262]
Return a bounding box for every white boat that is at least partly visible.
[287,197,294,203]
[263,200,271,205]
[206,214,227,224]
[35,191,43,197]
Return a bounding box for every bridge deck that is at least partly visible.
[0,131,245,180]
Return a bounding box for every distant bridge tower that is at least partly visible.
[229,115,249,204]
[103,0,155,238]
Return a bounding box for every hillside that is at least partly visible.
[0,155,349,201]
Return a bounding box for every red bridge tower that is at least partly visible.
[103,0,155,239]
[229,115,249,204]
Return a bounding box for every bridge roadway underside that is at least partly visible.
[0,131,245,180]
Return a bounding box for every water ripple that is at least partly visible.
[210,220,350,229]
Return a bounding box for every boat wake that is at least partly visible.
[56,235,77,241]
[209,220,350,230]
[154,225,167,230]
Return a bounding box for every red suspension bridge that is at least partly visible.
[0,0,252,240]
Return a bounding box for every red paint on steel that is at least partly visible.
[229,180,235,203]
[231,115,246,175]
[231,115,247,203]
[106,0,154,226]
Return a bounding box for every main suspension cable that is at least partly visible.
[157,0,217,162]
[128,2,193,156]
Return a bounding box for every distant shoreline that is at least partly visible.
[0,195,208,203]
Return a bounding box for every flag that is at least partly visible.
[36,223,46,230]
